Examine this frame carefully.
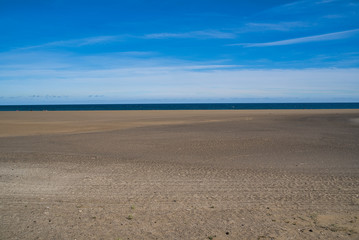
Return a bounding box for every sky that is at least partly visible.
[0,0,359,104]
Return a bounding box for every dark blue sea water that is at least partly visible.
[0,103,359,111]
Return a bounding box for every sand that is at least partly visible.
[0,109,359,239]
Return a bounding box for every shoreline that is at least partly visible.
[1,102,359,112]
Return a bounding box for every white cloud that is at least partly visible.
[254,0,345,20]
[144,30,236,39]
[244,22,307,31]
[231,28,359,47]
[1,58,359,102]
[253,0,310,16]
[1,49,358,104]
[16,29,236,51]
[19,35,121,50]
[315,0,338,4]
[322,14,345,19]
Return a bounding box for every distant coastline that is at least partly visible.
[1,102,359,111]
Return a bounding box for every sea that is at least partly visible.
[0,103,359,111]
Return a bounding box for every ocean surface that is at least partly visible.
[0,103,359,111]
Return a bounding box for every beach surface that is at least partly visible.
[1,109,359,239]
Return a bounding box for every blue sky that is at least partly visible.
[1,0,359,104]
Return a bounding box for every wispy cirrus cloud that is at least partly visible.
[244,21,307,31]
[254,0,341,18]
[253,0,310,17]
[322,14,345,19]
[17,30,236,50]
[231,28,359,47]
[19,35,121,50]
[272,0,338,10]
[315,0,338,4]
[144,30,236,39]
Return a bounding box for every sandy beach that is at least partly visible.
[0,109,359,239]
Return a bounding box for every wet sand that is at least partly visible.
[0,109,359,239]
